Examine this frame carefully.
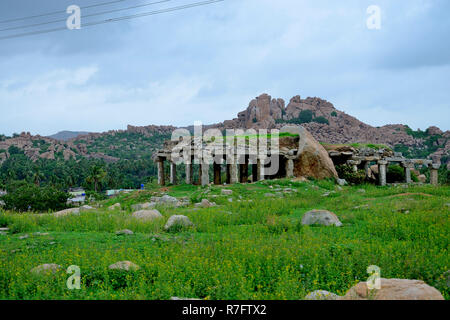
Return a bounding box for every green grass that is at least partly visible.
[0,181,448,300]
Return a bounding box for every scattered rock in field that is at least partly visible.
[336,186,343,191]
[342,278,444,300]
[195,199,216,208]
[354,205,369,209]
[301,210,343,227]
[33,232,49,236]
[357,189,366,194]
[264,193,276,197]
[445,203,450,207]
[132,209,163,221]
[322,192,330,197]
[0,227,9,232]
[31,264,62,275]
[170,297,201,300]
[164,215,194,231]
[79,205,94,212]
[160,195,181,206]
[269,186,273,189]
[115,229,134,236]
[19,234,29,240]
[228,198,233,203]
[221,189,233,195]
[0,231,7,236]
[108,203,121,211]
[131,202,156,211]
[53,208,80,217]
[336,178,347,186]
[304,290,340,300]
[108,261,140,271]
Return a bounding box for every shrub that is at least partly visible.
[335,165,366,185]
[312,116,329,125]
[331,111,337,117]
[1,183,69,212]
[387,165,405,183]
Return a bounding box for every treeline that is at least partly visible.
[0,146,158,193]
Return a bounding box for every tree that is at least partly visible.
[86,165,107,192]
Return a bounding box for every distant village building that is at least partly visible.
[67,188,86,205]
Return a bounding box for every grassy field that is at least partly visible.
[0,179,448,300]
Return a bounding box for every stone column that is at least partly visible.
[213,163,221,185]
[285,158,294,178]
[185,163,193,184]
[257,158,265,181]
[169,162,177,185]
[378,160,388,186]
[201,162,210,186]
[348,160,361,173]
[430,164,440,186]
[363,161,370,178]
[157,159,165,186]
[230,162,238,184]
[403,163,413,184]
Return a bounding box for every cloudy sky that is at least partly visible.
[0,0,449,136]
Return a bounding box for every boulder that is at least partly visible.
[115,229,134,235]
[53,208,80,217]
[418,174,427,183]
[79,205,94,212]
[132,210,163,221]
[304,290,340,300]
[164,215,194,231]
[108,261,140,271]
[31,263,62,275]
[108,203,121,210]
[336,178,347,186]
[281,126,338,180]
[131,202,156,211]
[221,189,233,195]
[195,199,216,208]
[342,278,444,300]
[159,195,180,206]
[301,210,343,227]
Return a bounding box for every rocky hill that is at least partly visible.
[213,93,449,166]
[48,131,91,141]
[0,93,448,167]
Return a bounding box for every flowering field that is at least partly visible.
[0,180,448,300]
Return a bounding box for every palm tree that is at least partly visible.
[86,165,107,193]
[32,168,44,186]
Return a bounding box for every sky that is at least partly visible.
[0,0,449,136]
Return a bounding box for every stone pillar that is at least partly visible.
[185,163,193,184]
[201,162,210,186]
[169,162,177,185]
[378,160,388,186]
[403,163,413,184]
[430,164,440,186]
[257,158,265,181]
[229,162,238,184]
[363,161,370,178]
[348,160,360,173]
[213,163,221,185]
[157,159,165,186]
[285,159,294,178]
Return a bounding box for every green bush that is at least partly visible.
[387,165,405,183]
[335,165,366,185]
[312,116,329,125]
[1,183,69,212]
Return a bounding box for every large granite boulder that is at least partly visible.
[108,261,140,271]
[53,208,80,217]
[280,126,338,180]
[132,210,163,221]
[342,278,444,300]
[304,290,340,300]
[31,264,62,275]
[164,215,194,231]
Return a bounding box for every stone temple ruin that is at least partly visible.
[325,145,440,186]
[153,126,441,187]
